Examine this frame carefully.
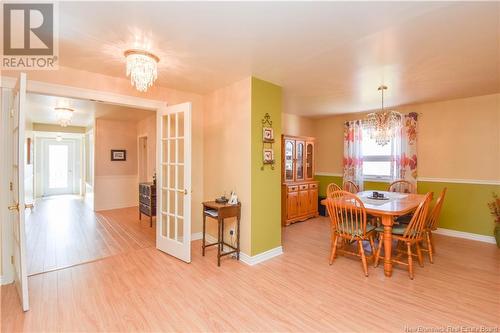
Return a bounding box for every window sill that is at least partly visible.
[363,177,392,183]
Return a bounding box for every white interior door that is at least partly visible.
[8,73,29,311]
[42,139,75,196]
[156,102,192,262]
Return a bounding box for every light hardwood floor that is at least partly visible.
[2,215,499,332]
[25,195,155,275]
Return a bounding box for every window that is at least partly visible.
[362,128,393,179]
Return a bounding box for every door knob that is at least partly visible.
[25,203,34,210]
[8,203,19,211]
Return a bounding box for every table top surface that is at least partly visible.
[202,201,241,210]
[321,191,426,217]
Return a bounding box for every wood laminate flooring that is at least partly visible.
[2,213,499,332]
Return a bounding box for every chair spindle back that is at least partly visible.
[427,188,447,231]
[388,180,415,194]
[326,191,368,238]
[402,192,432,240]
[342,180,360,194]
[326,183,343,198]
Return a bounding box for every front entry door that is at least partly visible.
[156,103,192,262]
[8,73,30,311]
[42,139,75,196]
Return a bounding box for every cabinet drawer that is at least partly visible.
[140,203,156,217]
[309,183,318,189]
[288,185,298,192]
[299,184,309,191]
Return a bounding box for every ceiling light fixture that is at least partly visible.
[124,49,159,92]
[364,85,402,146]
[54,107,74,127]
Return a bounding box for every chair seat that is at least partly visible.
[375,225,407,235]
[337,224,376,237]
[395,213,413,224]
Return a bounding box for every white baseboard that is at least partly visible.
[239,246,283,266]
[191,232,203,241]
[434,228,496,244]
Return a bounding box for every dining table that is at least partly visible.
[321,190,427,277]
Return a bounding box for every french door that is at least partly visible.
[156,103,192,262]
[42,139,75,196]
[8,73,29,311]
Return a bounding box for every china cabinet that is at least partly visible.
[281,135,318,226]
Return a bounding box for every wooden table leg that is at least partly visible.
[236,215,241,260]
[217,217,222,267]
[381,215,394,277]
[202,213,206,256]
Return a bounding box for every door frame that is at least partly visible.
[137,134,148,183]
[0,77,170,285]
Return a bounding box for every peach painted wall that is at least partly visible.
[4,66,205,232]
[95,119,138,176]
[137,114,157,182]
[313,93,500,181]
[282,113,315,137]
[203,77,252,254]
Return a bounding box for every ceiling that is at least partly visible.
[26,93,154,127]
[57,2,499,116]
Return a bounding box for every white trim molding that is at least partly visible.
[239,246,283,266]
[315,172,343,177]
[1,76,166,110]
[417,177,500,186]
[314,173,500,186]
[434,228,496,244]
[191,232,203,241]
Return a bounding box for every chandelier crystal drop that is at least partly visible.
[124,49,159,92]
[54,107,74,127]
[364,85,402,146]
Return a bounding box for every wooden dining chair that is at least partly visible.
[374,192,432,279]
[342,180,359,194]
[421,188,447,263]
[325,191,376,277]
[388,180,415,194]
[326,183,342,198]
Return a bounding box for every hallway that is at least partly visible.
[25,196,154,276]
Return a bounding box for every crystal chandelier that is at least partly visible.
[124,49,159,92]
[364,85,402,146]
[54,107,74,127]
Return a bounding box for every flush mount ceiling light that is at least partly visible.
[54,107,74,127]
[364,85,402,146]
[124,49,160,92]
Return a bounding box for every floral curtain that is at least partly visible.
[343,120,364,191]
[392,112,418,189]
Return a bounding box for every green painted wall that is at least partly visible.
[315,175,499,236]
[250,77,283,256]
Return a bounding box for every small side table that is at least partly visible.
[202,201,241,266]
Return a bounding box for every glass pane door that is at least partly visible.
[284,140,294,182]
[48,145,69,189]
[306,142,313,179]
[157,102,192,263]
[161,112,185,243]
[295,141,304,181]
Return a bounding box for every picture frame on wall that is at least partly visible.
[111,149,127,161]
[263,148,274,164]
[26,137,32,165]
[262,127,274,142]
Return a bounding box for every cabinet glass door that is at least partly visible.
[284,140,295,182]
[296,141,304,181]
[306,142,313,179]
